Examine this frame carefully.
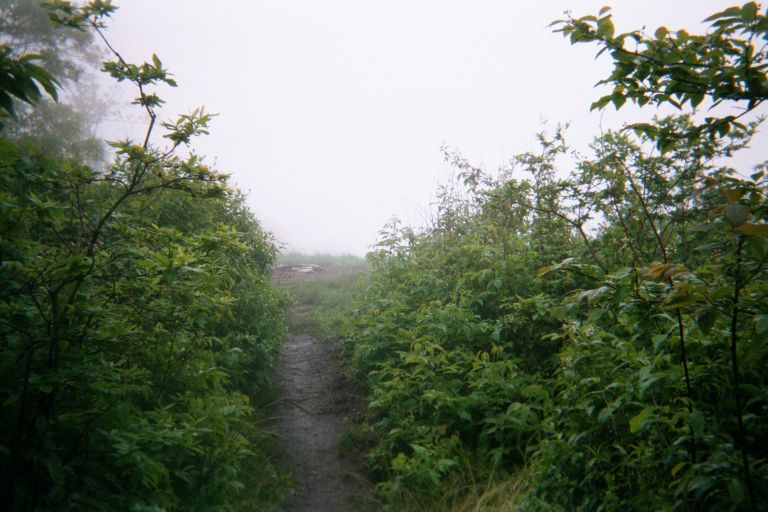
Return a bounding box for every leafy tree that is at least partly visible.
[553,2,768,150]
[551,4,768,509]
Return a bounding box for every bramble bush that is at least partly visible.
[344,3,768,510]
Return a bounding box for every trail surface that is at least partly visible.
[272,265,370,511]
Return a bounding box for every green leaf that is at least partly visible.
[689,93,704,108]
[611,92,626,109]
[736,223,768,237]
[629,406,656,433]
[696,306,718,334]
[590,95,612,111]
[154,253,171,267]
[688,411,705,436]
[0,91,17,118]
[671,461,689,477]
[741,2,758,22]
[597,17,615,39]
[703,7,739,22]
[409,443,427,454]
[724,204,749,226]
[598,403,617,423]
[723,188,742,203]
[663,283,701,309]
[648,262,685,281]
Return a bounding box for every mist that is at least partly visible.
[96,0,764,255]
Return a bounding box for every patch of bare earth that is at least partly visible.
[271,263,367,284]
[271,265,371,511]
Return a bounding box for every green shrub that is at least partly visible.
[0,4,289,509]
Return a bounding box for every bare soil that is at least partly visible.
[271,265,372,511]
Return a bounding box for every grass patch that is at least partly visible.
[444,475,525,512]
[277,251,368,268]
[374,471,525,512]
[282,271,368,340]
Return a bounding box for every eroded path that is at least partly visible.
[271,266,370,511]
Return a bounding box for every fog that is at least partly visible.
[97,0,763,255]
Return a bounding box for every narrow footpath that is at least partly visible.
[271,265,371,511]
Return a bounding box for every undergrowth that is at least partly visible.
[339,5,768,511]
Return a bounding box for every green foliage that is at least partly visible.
[0,45,58,121]
[343,153,575,509]
[0,5,288,511]
[553,2,768,150]
[345,114,767,510]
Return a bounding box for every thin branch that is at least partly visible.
[90,23,156,149]
[608,146,698,465]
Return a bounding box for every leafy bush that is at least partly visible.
[0,3,288,510]
[343,5,768,503]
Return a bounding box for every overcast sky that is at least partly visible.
[98,0,765,255]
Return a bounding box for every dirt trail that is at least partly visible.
[271,266,370,511]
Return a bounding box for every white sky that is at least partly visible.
[98,0,765,255]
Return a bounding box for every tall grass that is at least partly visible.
[445,476,525,512]
[281,272,368,340]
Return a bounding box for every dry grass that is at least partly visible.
[446,476,525,512]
